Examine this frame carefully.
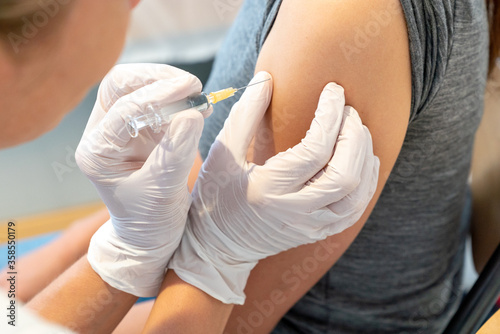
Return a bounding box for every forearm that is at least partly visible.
[143,270,233,334]
[27,256,137,333]
[0,208,109,302]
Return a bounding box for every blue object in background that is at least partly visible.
[0,231,61,269]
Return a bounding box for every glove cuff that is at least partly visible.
[87,221,175,297]
[167,217,257,305]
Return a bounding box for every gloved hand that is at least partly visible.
[168,72,380,304]
[76,64,205,297]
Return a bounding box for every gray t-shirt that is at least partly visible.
[200,0,489,332]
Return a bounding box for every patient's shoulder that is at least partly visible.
[254,0,411,165]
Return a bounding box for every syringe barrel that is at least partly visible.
[127,93,210,138]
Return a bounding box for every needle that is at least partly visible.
[234,78,271,92]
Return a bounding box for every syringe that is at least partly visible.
[126,79,270,138]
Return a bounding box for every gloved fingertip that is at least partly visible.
[155,74,202,97]
[253,71,273,84]
[244,71,273,102]
[319,83,345,106]
[341,107,365,135]
[313,83,346,130]
[362,124,374,145]
[343,106,361,121]
[200,105,214,119]
[164,109,204,149]
[158,64,202,89]
[173,109,204,133]
[185,73,203,92]
[324,82,345,98]
[374,156,381,170]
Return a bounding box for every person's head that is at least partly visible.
[0,0,140,148]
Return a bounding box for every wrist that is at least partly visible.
[87,221,176,297]
[168,218,257,305]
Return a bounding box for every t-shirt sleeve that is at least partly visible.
[399,0,455,122]
[199,0,456,159]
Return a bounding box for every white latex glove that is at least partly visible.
[76,64,205,297]
[168,72,380,304]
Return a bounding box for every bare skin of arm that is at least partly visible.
[225,0,411,332]
[470,67,500,273]
[0,208,109,302]
[27,256,138,334]
[142,270,233,334]
[25,253,231,334]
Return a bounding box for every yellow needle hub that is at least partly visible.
[207,88,238,104]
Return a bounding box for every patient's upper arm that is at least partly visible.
[253,0,411,171]
[226,0,412,332]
